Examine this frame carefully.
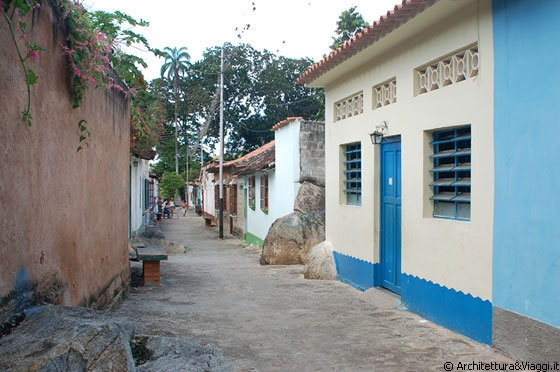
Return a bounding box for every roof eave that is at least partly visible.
[296,0,438,87]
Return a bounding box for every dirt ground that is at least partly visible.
[116,210,517,372]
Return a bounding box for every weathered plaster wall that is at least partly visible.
[0,3,130,324]
[299,121,325,187]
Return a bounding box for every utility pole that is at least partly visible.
[185,135,189,206]
[174,99,179,174]
[218,47,224,239]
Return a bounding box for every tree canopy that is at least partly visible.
[330,6,369,51]
[158,172,185,199]
[149,43,324,178]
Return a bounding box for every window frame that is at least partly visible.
[343,142,362,206]
[260,174,269,213]
[429,126,471,221]
[214,184,220,210]
[229,184,237,215]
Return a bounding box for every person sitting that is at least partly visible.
[163,201,170,218]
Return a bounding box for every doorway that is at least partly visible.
[380,137,402,294]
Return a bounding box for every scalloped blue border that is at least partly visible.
[401,273,492,344]
[332,251,380,291]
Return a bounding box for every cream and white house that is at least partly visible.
[298,0,494,344]
[298,0,560,360]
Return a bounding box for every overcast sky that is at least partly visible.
[83,0,401,80]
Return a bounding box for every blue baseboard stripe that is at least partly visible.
[332,251,379,291]
[401,273,492,344]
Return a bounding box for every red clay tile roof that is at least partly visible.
[271,116,303,131]
[208,140,276,175]
[229,140,275,175]
[296,0,437,86]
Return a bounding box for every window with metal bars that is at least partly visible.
[260,175,269,213]
[214,184,220,210]
[429,126,471,220]
[229,184,237,215]
[344,142,362,205]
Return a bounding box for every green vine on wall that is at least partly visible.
[55,0,126,108]
[2,0,124,125]
[3,0,162,154]
[2,0,45,126]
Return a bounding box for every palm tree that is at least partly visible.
[160,46,191,174]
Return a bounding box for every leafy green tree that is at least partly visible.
[158,172,185,199]
[88,9,166,155]
[160,46,191,174]
[89,10,155,90]
[130,89,164,157]
[330,6,369,50]
[192,44,324,154]
[150,44,324,174]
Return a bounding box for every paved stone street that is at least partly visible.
[116,210,517,372]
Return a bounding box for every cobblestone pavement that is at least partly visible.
[117,210,518,372]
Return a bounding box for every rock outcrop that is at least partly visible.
[135,335,228,372]
[0,305,230,372]
[304,241,337,280]
[260,182,325,265]
[0,305,137,371]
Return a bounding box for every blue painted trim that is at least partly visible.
[401,273,492,344]
[332,251,379,291]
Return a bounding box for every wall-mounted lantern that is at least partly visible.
[369,121,388,145]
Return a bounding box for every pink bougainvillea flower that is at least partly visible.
[28,50,40,62]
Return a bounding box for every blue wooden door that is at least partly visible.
[380,138,402,294]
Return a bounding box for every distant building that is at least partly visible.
[200,117,324,247]
[129,152,157,237]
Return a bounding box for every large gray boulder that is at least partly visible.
[0,305,137,372]
[260,182,325,265]
[293,181,325,225]
[304,241,337,280]
[260,211,325,265]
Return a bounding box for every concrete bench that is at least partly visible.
[136,247,168,284]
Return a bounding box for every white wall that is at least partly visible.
[130,158,151,235]
[245,171,278,242]
[323,0,494,300]
[271,119,301,218]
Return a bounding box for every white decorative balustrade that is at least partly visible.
[335,92,363,122]
[416,45,479,95]
[373,78,397,109]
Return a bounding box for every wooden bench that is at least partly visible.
[136,247,168,284]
